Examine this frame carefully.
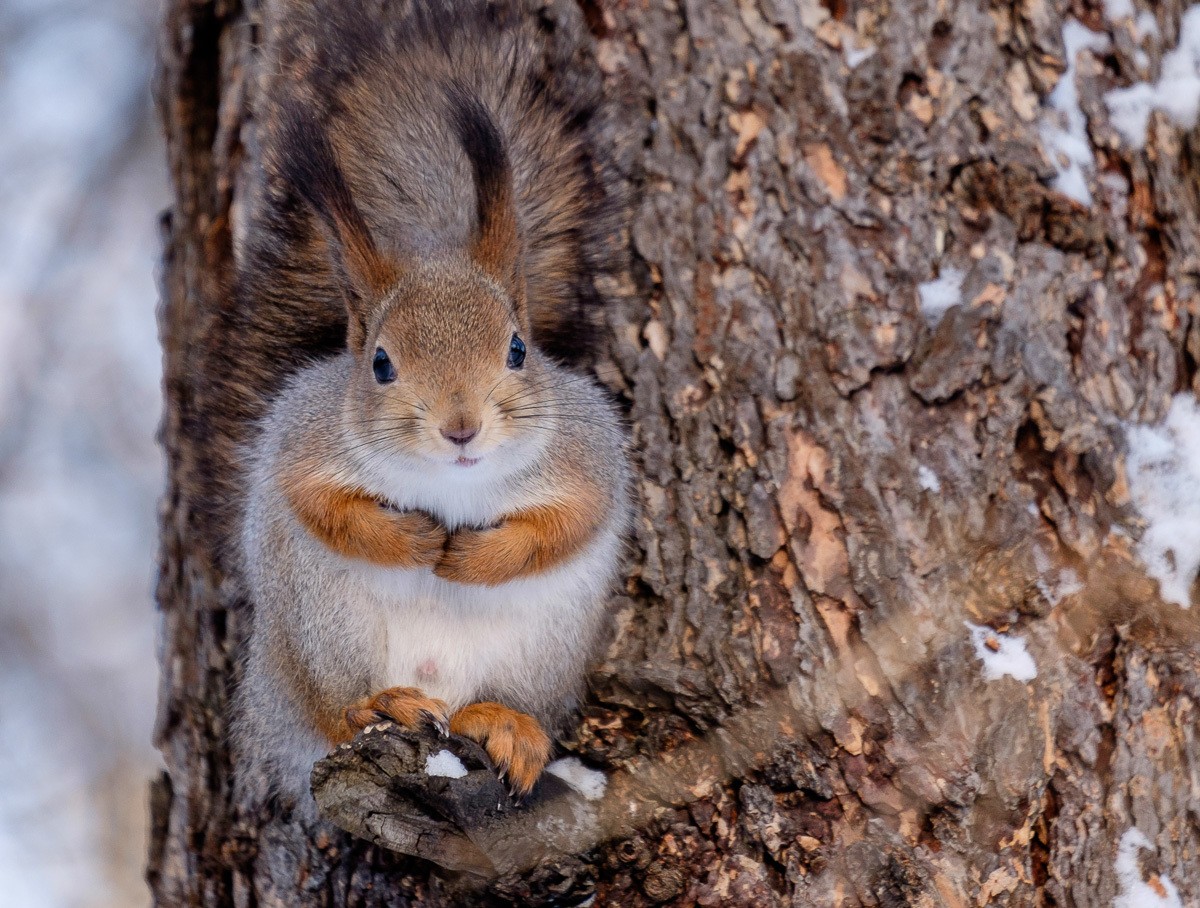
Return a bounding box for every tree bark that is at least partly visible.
[151,0,1200,905]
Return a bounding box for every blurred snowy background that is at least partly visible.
[0,0,165,905]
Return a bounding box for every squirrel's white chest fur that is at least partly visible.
[356,421,551,528]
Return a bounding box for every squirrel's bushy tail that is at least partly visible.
[243,0,623,366]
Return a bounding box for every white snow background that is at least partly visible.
[917,267,965,325]
[1115,829,1184,908]
[0,1,165,906]
[425,749,469,779]
[1105,6,1200,149]
[965,622,1039,683]
[1124,394,1200,608]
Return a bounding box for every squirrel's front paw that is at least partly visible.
[345,686,450,737]
[449,702,551,798]
[434,527,525,585]
[386,509,448,567]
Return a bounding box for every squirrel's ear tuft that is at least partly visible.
[276,104,400,349]
[447,89,526,321]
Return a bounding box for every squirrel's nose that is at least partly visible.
[440,424,479,446]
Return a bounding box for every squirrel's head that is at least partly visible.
[282,94,554,469]
[349,256,541,467]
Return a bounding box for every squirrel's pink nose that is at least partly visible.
[440,425,479,446]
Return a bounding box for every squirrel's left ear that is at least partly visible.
[277,105,401,350]
[448,91,528,326]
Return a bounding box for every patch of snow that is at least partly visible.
[1123,393,1200,608]
[965,622,1038,682]
[1106,83,1164,148]
[1060,570,1084,597]
[1136,11,1160,41]
[918,268,965,324]
[1105,6,1200,148]
[545,757,607,801]
[843,42,876,68]
[1033,548,1084,606]
[424,749,468,779]
[917,464,941,493]
[1103,0,1136,21]
[1037,568,1083,606]
[1115,829,1184,908]
[1040,20,1110,205]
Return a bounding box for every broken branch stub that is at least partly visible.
[311,723,605,879]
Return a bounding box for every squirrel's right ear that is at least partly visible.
[276,106,400,350]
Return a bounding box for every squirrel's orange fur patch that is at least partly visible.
[434,483,605,585]
[312,702,358,747]
[282,467,446,567]
[342,686,450,741]
[449,702,551,796]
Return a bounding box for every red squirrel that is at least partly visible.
[231,0,630,816]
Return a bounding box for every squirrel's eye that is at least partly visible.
[507,334,526,369]
[372,348,396,384]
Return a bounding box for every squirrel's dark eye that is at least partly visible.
[372,348,396,384]
[507,334,526,369]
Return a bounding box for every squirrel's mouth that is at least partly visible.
[454,456,481,468]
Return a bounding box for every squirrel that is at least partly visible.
[230,0,630,815]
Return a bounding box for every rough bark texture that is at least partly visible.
[152,0,1200,905]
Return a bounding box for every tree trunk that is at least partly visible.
[151,0,1200,905]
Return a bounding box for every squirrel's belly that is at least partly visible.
[347,531,620,710]
[380,601,539,708]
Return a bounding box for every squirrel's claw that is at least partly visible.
[425,710,451,737]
